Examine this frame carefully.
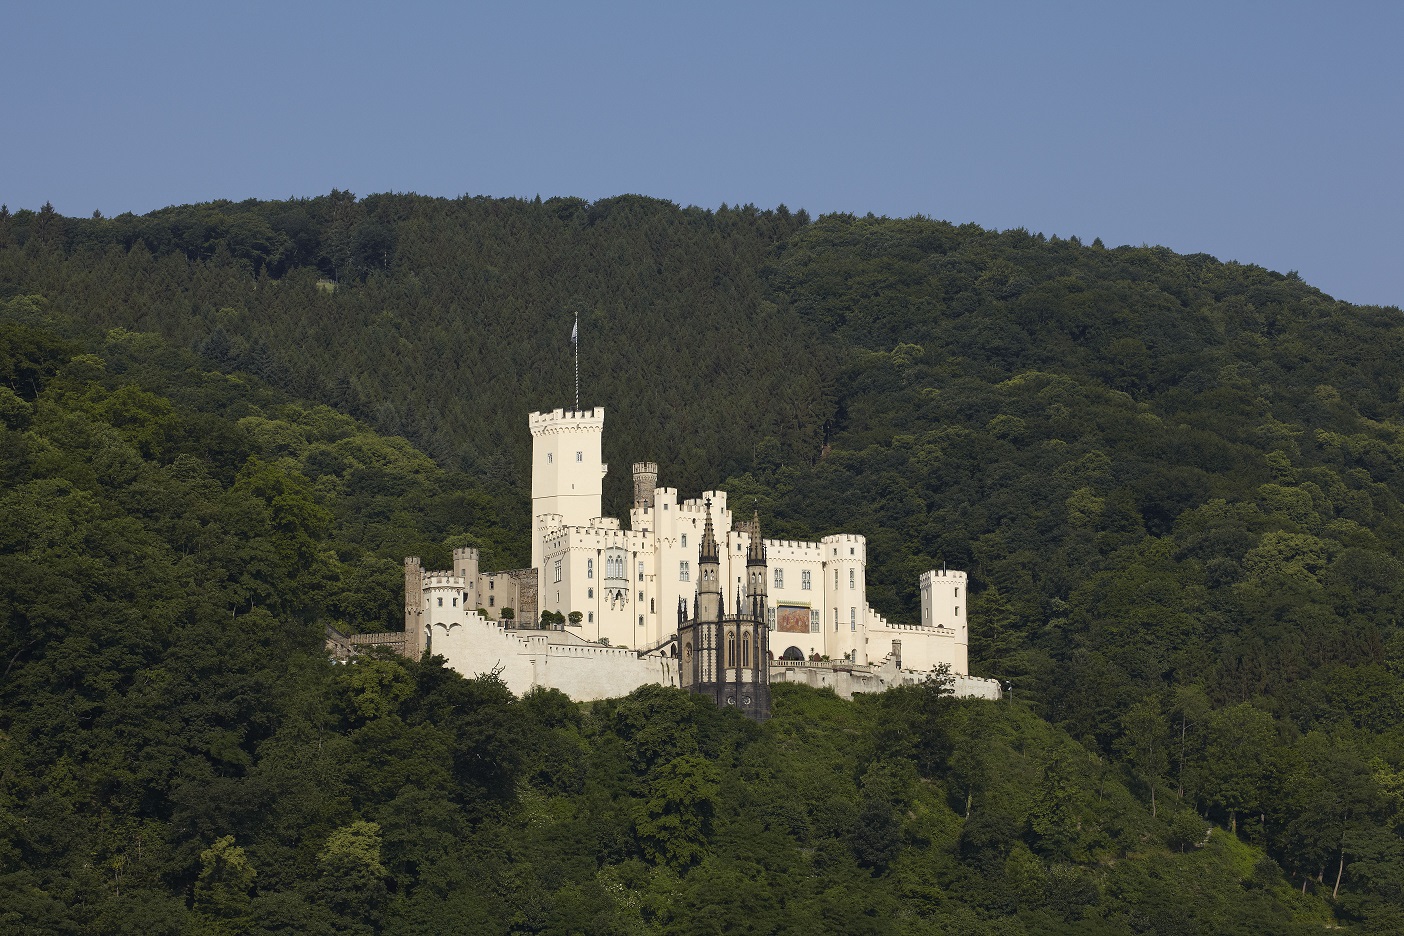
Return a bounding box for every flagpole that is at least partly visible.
[573,312,579,411]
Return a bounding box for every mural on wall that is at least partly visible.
[777,605,811,633]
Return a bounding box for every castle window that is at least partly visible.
[588,587,594,599]
[489,580,494,590]
[554,560,562,583]
[547,453,553,464]
[681,534,687,548]
[834,569,839,589]
[489,595,495,607]
[650,598,655,613]
[638,591,644,602]
[810,610,820,633]
[774,568,784,589]
[850,607,856,631]
[955,605,960,617]
[588,612,594,623]
[576,451,582,462]
[834,609,839,631]
[801,570,811,590]
[850,547,855,555]
[638,561,644,582]
[727,633,736,668]
[768,606,777,630]
[679,561,690,582]
[437,597,443,607]
[954,587,959,597]
[849,569,855,589]
[587,558,593,579]
[452,597,458,607]
[742,634,751,667]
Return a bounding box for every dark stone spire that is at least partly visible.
[700,498,719,562]
[747,508,765,565]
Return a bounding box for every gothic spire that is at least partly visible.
[700,498,719,563]
[747,507,765,564]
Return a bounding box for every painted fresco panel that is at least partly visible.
[777,605,811,633]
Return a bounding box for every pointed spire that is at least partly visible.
[747,507,765,564]
[700,498,718,562]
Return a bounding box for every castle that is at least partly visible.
[331,407,1000,707]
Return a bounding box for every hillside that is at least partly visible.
[3,195,1404,931]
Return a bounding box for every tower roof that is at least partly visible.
[700,498,719,562]
[747,508,766,564]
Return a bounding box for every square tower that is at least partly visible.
[529,408,607,571]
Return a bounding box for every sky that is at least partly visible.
[3,1,1401,306]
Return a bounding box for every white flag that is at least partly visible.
[571,318,578,343]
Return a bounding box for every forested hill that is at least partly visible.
[4,194,1404,931]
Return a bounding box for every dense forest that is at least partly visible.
[3,193,1404,932]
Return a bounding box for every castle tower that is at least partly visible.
[529,407,606,571]
[632,461,658,509]
[453,547,480,609]
[404,557,424,657]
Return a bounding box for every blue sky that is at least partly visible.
[3,1,1401,306]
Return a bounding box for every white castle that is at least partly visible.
[332,407,999,701]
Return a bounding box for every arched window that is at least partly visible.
[742,633,751,667]
[727,632,736,669]
[587,558,593,579]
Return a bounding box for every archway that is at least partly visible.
[781,646,805,661]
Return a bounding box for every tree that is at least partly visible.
[194,836,256,926]
[635,754,719,870]
[1116,698,1170,817]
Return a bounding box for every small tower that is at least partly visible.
[745,509,768,620]
[404,557,425,657]
[697,499,721,622]
[632,461,658,509]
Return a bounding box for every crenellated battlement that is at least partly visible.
[529,407,605,434]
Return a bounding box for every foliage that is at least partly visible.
[5,196,1404,929]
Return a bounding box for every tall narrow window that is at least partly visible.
[834,569,839,589]
[727,633,736,668]
[587,558,593,579]
[650,598,655,613]
[955,605,960,617]
[587,587,593,599]
[554,560,562,583]
[489,596,495,607]
[742,633,751,667]
[850,607,856,631]
[681,534,687,548]
[638,561,644,582]
[437,597,443,607]
[679,561,690,582]
[774,568,784,589]
[954,586,959,597]
[576,451,582,462]
[849,569,855,589]
[801,570,812,590]
[547,453,553,464]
